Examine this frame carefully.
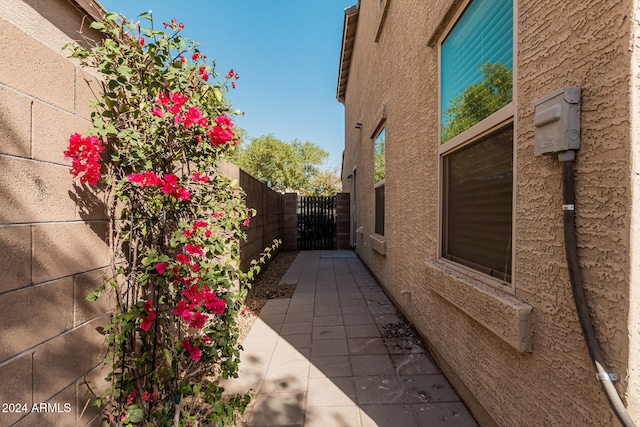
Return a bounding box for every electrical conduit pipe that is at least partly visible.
[559,150,636,427]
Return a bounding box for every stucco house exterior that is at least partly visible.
[338,0,640,425]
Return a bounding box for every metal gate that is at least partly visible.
[297,196,337,250]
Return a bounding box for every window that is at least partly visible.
[374,128,385,235]
[439,0,514,284]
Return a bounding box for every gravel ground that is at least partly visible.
[236,250,299,343]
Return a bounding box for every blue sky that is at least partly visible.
[97,1,355,168]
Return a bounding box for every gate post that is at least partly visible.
[336,192,351,249]
[282,192,298,250]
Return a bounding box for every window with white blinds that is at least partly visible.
[441,0,513,143]
[439,0,514,284]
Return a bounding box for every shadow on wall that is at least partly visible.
[0,164,112,425]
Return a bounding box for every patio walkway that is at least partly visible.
[222,250,478,427]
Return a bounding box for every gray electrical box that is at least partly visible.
[534,86,581,156]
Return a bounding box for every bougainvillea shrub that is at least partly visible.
[65,12,276,425]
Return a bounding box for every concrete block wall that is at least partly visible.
[282,193,298,251]
[0,2,110,426]
[217,161,284,271]
[336,193,350,249]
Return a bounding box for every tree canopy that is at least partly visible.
[304,166,342,196]
[231,134,329,193]
[441,62,513,143]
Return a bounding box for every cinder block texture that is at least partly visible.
[32,100,90,164]
[0,225,31,293]
[75,68,102,121]
[32,222,109,284]
[74,268,111,326]
[0,155,79,224]
[0,353,33,426]
[0,278,74,363]
[33,316,107,403]
[0,85,32,158]
[14,383,76,427]
[0,18,75,111]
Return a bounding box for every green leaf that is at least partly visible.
[129,408,144,423]
[86,290,101,301]
[117,65,133,77]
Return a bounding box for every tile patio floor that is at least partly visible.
[222,250,478,427]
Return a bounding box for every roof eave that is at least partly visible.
[337,4,359,104]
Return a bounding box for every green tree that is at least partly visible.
[304,166,342,196]
[441,62,512,143]
[232,135,328,192]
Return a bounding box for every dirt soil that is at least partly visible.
[236,250,299,343]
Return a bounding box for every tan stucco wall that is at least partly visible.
[340,0,639,425]
[628,0,640,419]
[0,1,109,426]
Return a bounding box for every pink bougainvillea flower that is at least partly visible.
[161,174,178,194]
[214,114,233,128]
[126,390,136,405]
[144,171,164,186]
[206,126,234,146]
[183,106,207,128]
[152,107,164,118]
[213,211,224,220]
[191,172,209,183]
[139,37,145,46]
[205,294,226,315]
[188,312,207,329]
[140,303,155,331]
[167,104,181,115]
[184,242,203,256]
[173,299,189,317]
[192,220,208,230]
[243,218,251,227]
[183,229,193,238]
[176,253,190,264]
[169,92,189,107]
[199,66,209,81]
[64,133,104,186]
[182,284,204,304]
[142,391,156,402]
[191,264,201,273]
[140,316,153,331]
[127,170,163,188]
[181,338,201,362]
[191,52,200,61]
[156,92,169,106]
[173,187,190,201]
[179,22,184,29]
[231,82,237,89]
[204,230,212,238]
[127,172,144,184]
[154,262,167,275]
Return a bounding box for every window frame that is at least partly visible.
[373,125,386,236]
[437,0,517,293]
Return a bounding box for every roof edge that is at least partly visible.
[336,4,359,104]
[68,0,106,22]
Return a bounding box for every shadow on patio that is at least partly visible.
[221,250,478,427]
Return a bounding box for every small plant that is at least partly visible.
[65,12,277,425]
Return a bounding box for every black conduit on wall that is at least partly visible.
[561,157,637,427]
